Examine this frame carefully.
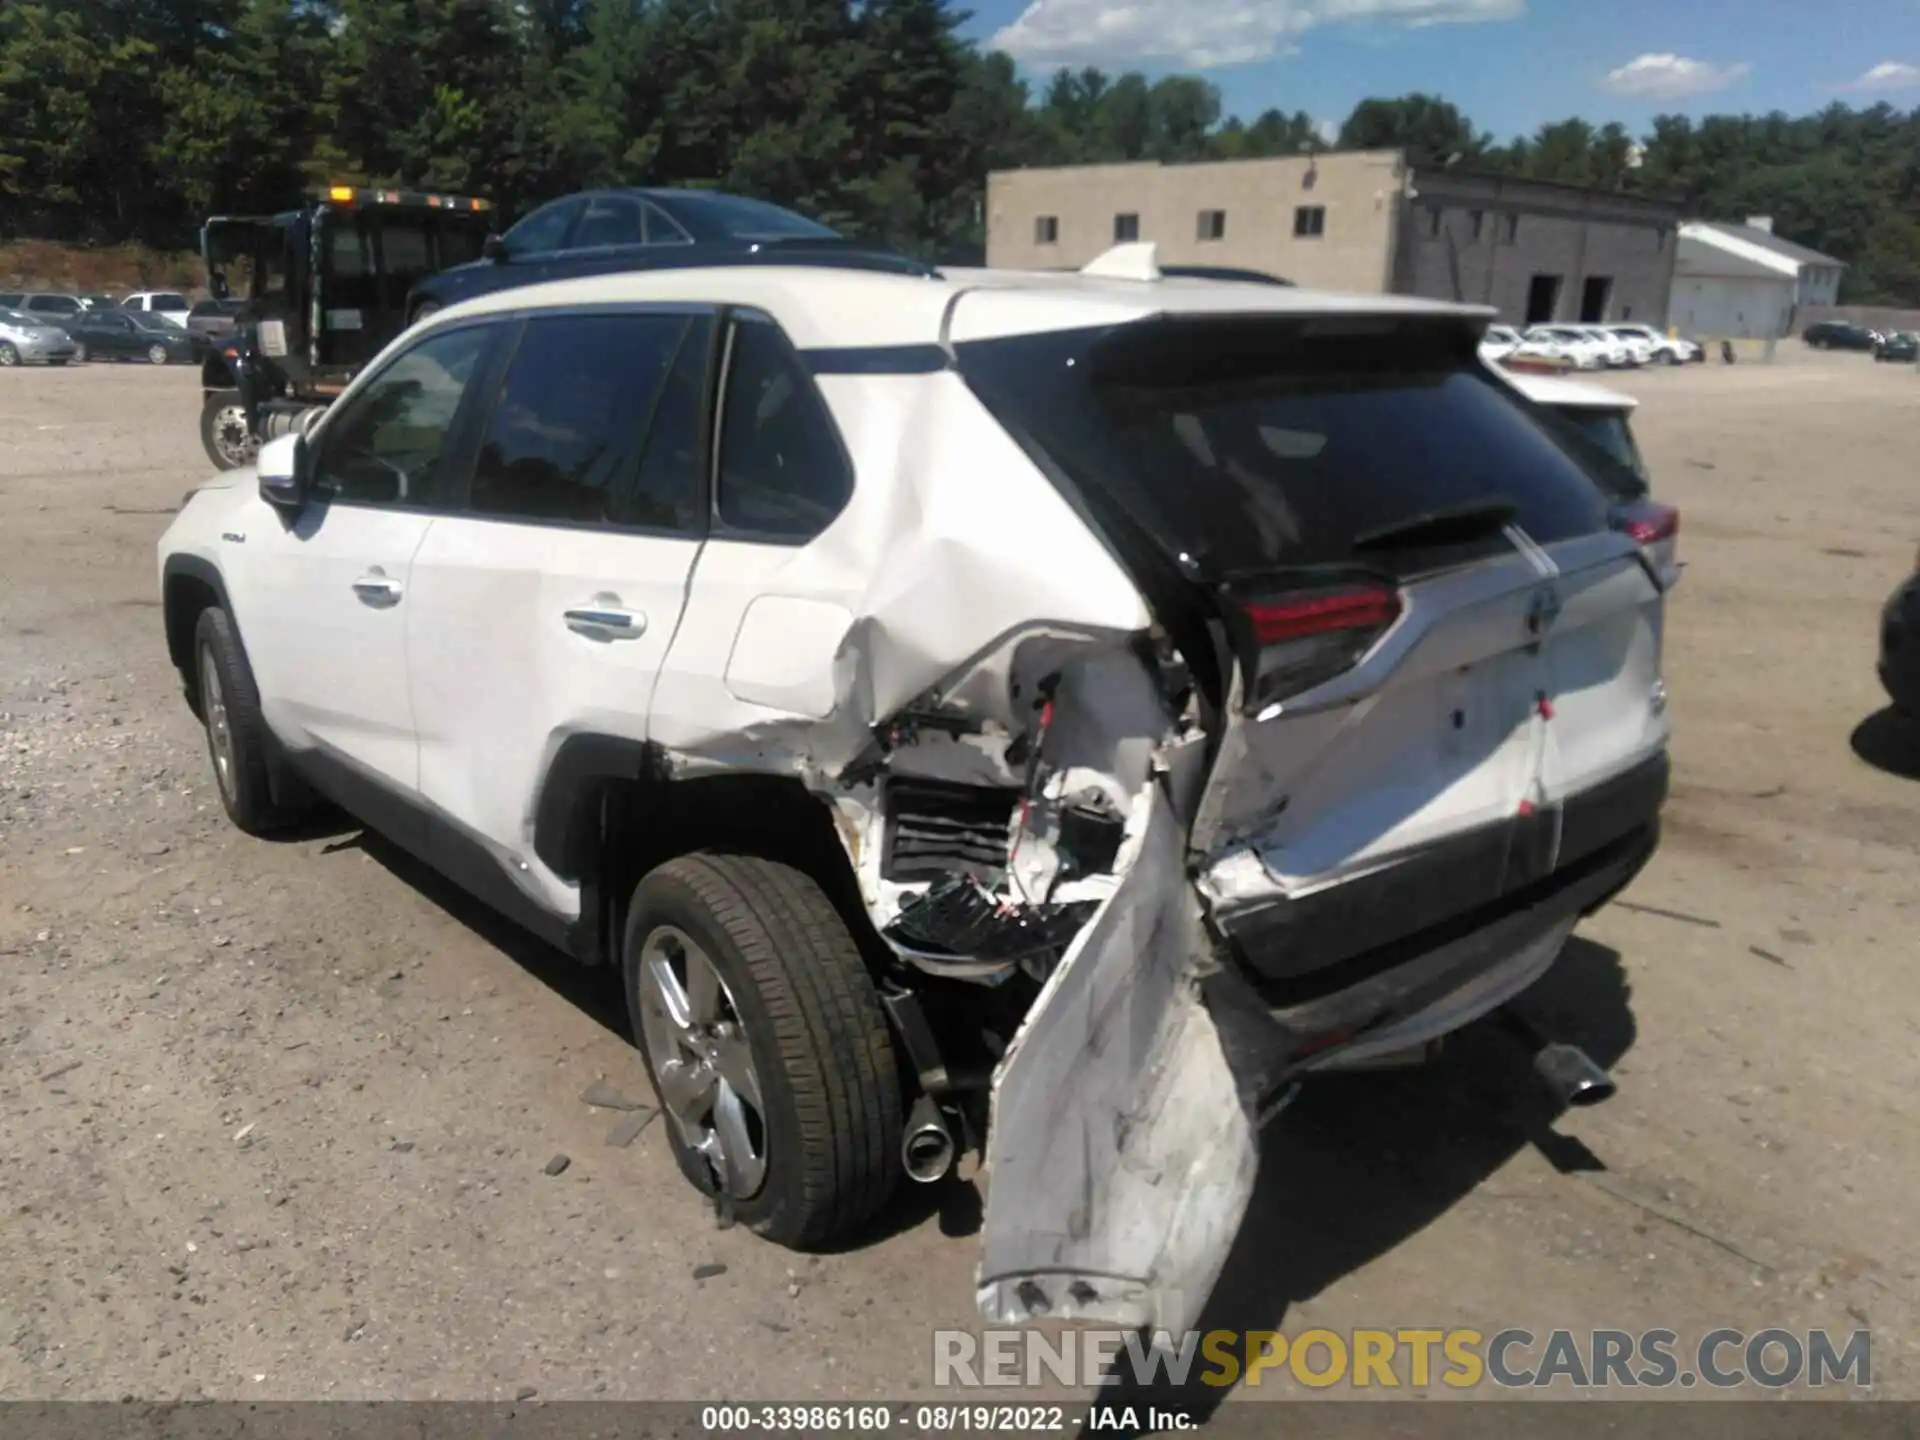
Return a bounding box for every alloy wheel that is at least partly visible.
[636,924,769,1199]
[197,643,237,807]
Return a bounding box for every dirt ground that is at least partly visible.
[2,348,1917,1407]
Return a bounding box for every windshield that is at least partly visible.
[0,309,41,326]
[668,192,839,242]
[959,317,1613,582]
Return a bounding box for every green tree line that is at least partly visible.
[3,0,1917,301]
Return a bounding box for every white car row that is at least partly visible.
[1482,323,1701,371]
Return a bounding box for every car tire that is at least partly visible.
[70,341,86,363]
[191,606,305,836]
[200,390,258,471]
[623,853,903,1249]
[0,342,17,366]
[148,343,169,366]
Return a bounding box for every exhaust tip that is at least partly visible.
[901,1095,957,1184]
[1533,1042,1617,1108]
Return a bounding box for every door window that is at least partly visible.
[714,315,853,541]
[468,313,701,528]
[570,195,644,249]
[312,325,493,507]
[502,197,583,257]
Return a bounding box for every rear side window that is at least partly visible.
[28,296,79,315]
[469,313,697,528]
[958,318,1613,581]
[714,315,853,541]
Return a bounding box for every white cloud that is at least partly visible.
[990,0,1524,70]
[1846,61,1920,91]
[1599,53,1751,101]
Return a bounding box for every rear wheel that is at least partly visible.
[147,343,169,366]
[623,853,903,1248]
[200,390,258,471]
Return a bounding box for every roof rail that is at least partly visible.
[1080,242,1161,281]
[498,241,943,286]
[1160,264,1294,287]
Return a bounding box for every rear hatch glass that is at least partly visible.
[956,315,1615,585]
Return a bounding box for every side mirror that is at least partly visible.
[482,233,509,263]
[257,432,310,512]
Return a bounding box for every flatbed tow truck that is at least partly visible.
[197,185,494,469]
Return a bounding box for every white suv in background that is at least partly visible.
[120,291,192,327]
[158,252,1671,1332]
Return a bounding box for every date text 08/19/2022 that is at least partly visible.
[697,1403,1182,1433]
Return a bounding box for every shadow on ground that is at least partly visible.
[1088,935,1636,1428]
[1850,708,1920,781]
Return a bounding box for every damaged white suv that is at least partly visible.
[158,248,1671,1332]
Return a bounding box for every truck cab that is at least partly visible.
[198,186,493,469]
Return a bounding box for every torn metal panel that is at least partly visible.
[976,785,1257,1334]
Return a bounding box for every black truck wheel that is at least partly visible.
[201,390,259,471]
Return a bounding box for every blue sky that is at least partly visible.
[962,0,1920,141]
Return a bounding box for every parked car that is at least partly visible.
[1881,553,1920,717]
[0,307,80,366]
[0,292,88,320]
[1802,321,1877,351]
[119,290,193,327]
[161,246,1670,1332]
[406,187,924,323]
[1608,324,1701,365]
[186,297,246,342]
[1506,370,1679,590]
[1524,325,1609,370]
[62,307,206,364]
[1873,331,1918,363]
[1570,325,1636,367]
[1479,324,1523,362]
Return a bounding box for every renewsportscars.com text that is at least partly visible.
[933,1327,1872,1391]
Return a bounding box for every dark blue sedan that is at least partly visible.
[405,189,931,322]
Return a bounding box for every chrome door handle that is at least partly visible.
[564,603,646,639]
[351,570,402,605]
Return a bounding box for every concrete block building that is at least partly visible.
[986,154,1683,328]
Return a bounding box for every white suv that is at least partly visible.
[120,290,192,327]
[158,252,1671,1331]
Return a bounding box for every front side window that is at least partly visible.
[715,316,853,541]
[28,295,79,315]
[154,293,188,309]
[502,197,583,257]
[468,312,698,528]
[571,195,644,250]
[313,325,493,507]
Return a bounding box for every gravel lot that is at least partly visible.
[2,351,1917,1406]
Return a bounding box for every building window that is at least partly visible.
[1114,212,1140,243]
[1035,215,1059,245]
[1427,207,1443,239]
[1197,209,1227,242]
[1503,215,1520,244]
[1470,210,1485,241]
[1293,205,1326,239]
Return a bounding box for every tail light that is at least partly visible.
[1611,500,1678,546]
[1238,584,1402,709]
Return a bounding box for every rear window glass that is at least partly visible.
[958,318,1614,580]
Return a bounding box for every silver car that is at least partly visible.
[0,307,80,366]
